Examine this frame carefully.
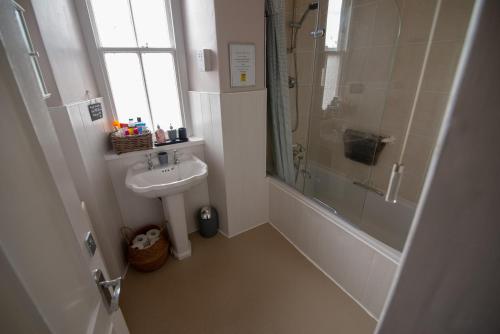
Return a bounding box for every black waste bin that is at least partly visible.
[198,206,219,238]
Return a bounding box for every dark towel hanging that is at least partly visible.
[343,129,387,166]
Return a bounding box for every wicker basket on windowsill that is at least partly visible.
[110,130,153,154]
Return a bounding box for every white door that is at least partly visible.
[0,0,129,333]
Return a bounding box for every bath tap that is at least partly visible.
[146,153,154,170]
[173,150,180,165]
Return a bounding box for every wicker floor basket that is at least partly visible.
[121,224,169,272]
[111,130,153,154]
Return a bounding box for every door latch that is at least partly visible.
[93,269,122,313]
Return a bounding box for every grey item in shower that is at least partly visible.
[343,129,386,166]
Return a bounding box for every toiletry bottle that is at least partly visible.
[128,118,135,128]
[136,117,143,133]
[167,123,177,141]
[128,118,135,135]
[178,127,187,140]
[136,122,146,134]
[155,125,166,144]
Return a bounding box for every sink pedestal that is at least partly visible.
[161,194,191,260]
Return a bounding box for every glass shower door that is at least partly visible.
[302,0,402,226]
[278,0,474,251]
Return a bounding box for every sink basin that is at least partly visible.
[126,154,208,198]
[125,154,208,260]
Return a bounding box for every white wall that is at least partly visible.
[183,0,268,237]
[181,0,220,92]
[269,178,398,319]
[181,0,265,93]
[377,1,500,332]
[106,140,210,234]
[30,0,99,105]
[213,0,266,92]
[220,91,269,235]
[50,99,125,277]
[189,91,269,236]
[189,92,229,231]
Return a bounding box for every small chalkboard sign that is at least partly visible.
[88,102,103,121]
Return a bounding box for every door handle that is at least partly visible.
[93,269,122,313]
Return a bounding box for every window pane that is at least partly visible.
[91,0,136,47]
[104,53,152,127]
[130,0,172,47]
[142,53,182,129]
[325,0,343,49]
[322,54,340,110]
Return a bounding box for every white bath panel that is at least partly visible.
[268,177,399,320]
[361,252,398,318]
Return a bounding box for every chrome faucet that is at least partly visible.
[146,153,154,170]
[173,150,180,165]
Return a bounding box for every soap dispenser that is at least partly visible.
[155,125,166,144]
[167,124,177,142]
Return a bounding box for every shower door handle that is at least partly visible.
[310,28,325,39]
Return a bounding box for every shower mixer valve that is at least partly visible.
[310,28,326,39]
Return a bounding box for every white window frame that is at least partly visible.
[75,0,191,133]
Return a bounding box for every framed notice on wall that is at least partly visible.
[229,43,256,87]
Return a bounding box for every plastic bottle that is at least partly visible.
[155,125,166,144]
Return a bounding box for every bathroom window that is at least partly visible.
[325,0,344,51]
[13,2,50,99]
[322,0,347,110]
[85,0,186,129]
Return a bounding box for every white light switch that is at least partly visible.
[196,49,211,72]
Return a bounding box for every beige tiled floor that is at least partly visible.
[120,224,376,334]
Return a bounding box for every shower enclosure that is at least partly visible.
[270,0,474,251]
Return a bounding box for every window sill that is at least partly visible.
[104,136,204,161]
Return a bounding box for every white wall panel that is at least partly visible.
[50,99,124,277]
[220,90,268,236]
[189,90,268,237]
[189,91,229,233]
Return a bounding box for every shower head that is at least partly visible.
[309,2,319,10]
[291,2,319,28]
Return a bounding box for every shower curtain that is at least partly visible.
[266,0,295,185]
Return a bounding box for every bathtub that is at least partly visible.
[303,161,416,251]
[268,175,408,319]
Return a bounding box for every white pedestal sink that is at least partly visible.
[125,154,208,259]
